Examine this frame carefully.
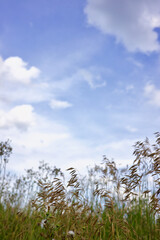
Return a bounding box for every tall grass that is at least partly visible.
[0,133,160,239]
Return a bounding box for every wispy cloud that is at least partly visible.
[50,99,72,109]
[125,125,138,133]
[79,69,106,89]
[125,84,134,92]
[95,139,136,166]
[144,83,160,107]
[51,68,107,92]
[85,0,160,52]
[2,112,101,173]
[127,57,143,68]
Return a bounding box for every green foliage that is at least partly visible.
[0,133,160,239]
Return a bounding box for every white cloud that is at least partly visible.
[0,105,35,131]
[0,105,136,174]
[144,83,160,107]
[84,0,160,52]
[50,99,72,109]
[0,56,40,84]
[1,113,101,173]
[96,139,136,166]
[52,68,107,91]
[0,81,52,105]
[0,56,52,105]
[125,125,138,133]
[126,84,134,92]
[79,69,106,88]
[127,58,143,68]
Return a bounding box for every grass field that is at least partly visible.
[0,133,160,239]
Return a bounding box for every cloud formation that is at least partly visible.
[0,56,40,84]
[79,69,106,88]
[50,99,72,109]
[0,105,35,131]
[85,0,160,52]
[144,83,160,107]
[2,111,102,173]
[52,68,107,92]
[0,56,52,105]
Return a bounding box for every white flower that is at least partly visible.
[40,219,47,228]
[68,230,75,236]
[62,209,65,215]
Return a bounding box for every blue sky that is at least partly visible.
[0,0,160,173]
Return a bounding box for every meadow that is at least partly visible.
[0,133,160,239]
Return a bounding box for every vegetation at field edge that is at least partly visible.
[0,133,160,239]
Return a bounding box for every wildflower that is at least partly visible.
[62,209,65,215]
[40,219,47,228]
[68,230,75,236]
